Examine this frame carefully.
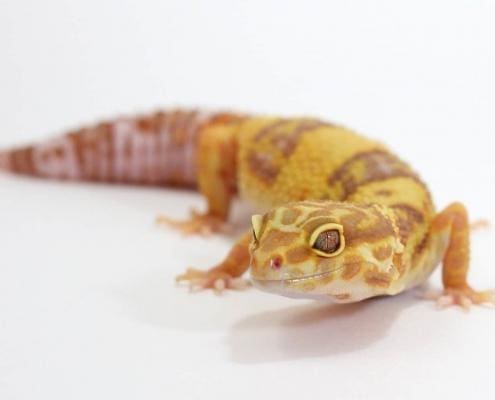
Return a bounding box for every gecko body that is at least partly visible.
[0,109,492,308]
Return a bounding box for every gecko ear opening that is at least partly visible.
[251,214,263,242]
[309,223,345,257]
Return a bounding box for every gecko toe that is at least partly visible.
[176,268,250,294]
[157,211,230,236]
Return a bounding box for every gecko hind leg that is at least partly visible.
[176,231,252,293]
[156,210,230,236]
[158,118,238,236]
[422,203,495,310]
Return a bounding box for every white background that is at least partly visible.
[1,1,495,399]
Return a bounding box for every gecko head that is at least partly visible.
[249,200,404,302]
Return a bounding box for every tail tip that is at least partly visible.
[0,151,10,170]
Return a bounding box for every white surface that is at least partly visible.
[1,1,495,399]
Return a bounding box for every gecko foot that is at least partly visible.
[156,210,230,235]
[419,286,495,311]
[176,267,251,294]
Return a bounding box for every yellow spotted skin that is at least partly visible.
[189,113,495,308]
[1,108,490,306]
[237,118,387,207]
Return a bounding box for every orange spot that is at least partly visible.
[342,208,395,246]
[364,268,392,288]
[247,151,280,184]
[281,208,302,225]
[393,253,406,276]
[341,262,361,280]
[328,149,424,200]
[259,230,299,253]
[286,246,312,264]
[372,245,393,261]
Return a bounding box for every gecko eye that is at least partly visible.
[314,230,340,252]
[251,214,263,242]
[309,223,345,257]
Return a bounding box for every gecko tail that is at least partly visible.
[0,110,240,188]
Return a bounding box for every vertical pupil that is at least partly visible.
[315,230,340,253]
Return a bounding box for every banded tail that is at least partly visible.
[0,109,240,188]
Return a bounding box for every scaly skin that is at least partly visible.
[1,109,493,308]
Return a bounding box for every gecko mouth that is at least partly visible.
[250,267,346,300]
[250,266,344,289]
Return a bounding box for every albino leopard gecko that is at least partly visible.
[0,109,492,309]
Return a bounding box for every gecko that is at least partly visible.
[0,109,493,309]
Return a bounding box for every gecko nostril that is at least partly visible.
[270,256,282,270]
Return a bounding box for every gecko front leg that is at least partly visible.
[422,203,495,309]
[157,117,240,235]
[176,231,252,293]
